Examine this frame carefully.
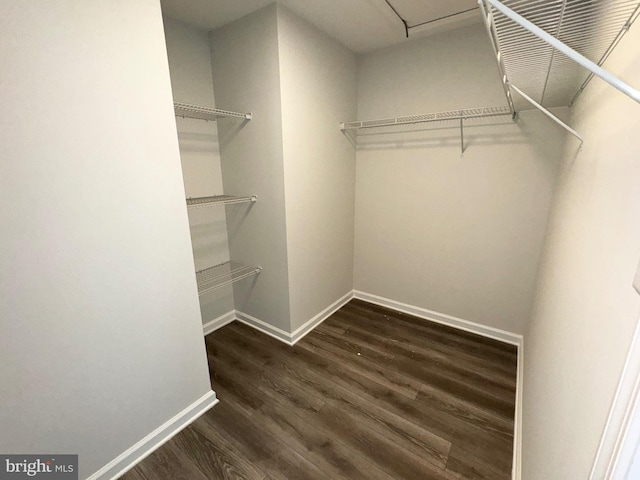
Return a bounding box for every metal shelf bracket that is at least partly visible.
[481,0,640,105]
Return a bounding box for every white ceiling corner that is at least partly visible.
[159,0,483,54]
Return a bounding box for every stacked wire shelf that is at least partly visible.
[186,195,257,209]
[174,101,260,295]
[196,261,262,295]
[174,102,252,121]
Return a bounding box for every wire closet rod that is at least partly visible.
[482,0,640,105]
[570,3,640,105]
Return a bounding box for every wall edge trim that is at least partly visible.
[235,311,294,345]
[203,310,236,336]
[513,338,524,480]
[86,390,218,480]
[352,290,523,345]
[590,310,640,479]
[290,291,355,345]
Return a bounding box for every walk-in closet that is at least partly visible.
[3,1,640,479]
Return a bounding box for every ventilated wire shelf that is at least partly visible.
[174,102,252,121]
[340,105,513,131]
[196,261,262,295]
[186,195,257,209]
[485,0,640,108]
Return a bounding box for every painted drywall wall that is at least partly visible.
[353,24,567,334]
[164,17,234,325]
[276,6,357,332]
[0,1,212,478]
[209,4,292,332]
[522,23,640,479]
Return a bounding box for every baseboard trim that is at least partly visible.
[353,290,523,346]
[235,310,294,345]
[235,291,354,346]
[203,310,236,336]
[513,339,524,480]
[86,391,218,480]
[291,291,354,345]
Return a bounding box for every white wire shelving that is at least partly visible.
[340,105,515,153]
[174,102,252,121]
[340,105,514,131]
[480,0,640,110]
[186,195,257,209]
[196,261,262,295]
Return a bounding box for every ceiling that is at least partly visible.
[159,0,482,53]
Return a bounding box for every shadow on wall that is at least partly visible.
[232,272,261,312]
[225,202,257,241]
[176,117,250,152]
[218,118,251,149]
[177,130,220,154]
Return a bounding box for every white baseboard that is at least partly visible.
[203,310,236,336]
[353,290,523,346]
[235,310,294,345]
[235,291,354,346]
[290,291,354,345]
[86,391,218,480]
[513,338,524,480]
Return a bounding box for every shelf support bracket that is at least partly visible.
[509,82,584,145]
[478,0,516,116]
[460,117,465,156]
[483,0,640,105]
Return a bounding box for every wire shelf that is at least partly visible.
[484,0,640,108]
[196,261,262,295]
[174,102,252,121]
[340,105,513,131]
[186,195,257,209]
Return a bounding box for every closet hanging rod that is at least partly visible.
[174,102,252,121]
[482,0,640,105]
[340,105,514,131]
[571,4,640,106]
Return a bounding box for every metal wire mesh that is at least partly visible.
[341,105,513,131]
[196,261,261,295]
[186,195,257,209]
[488,0,640,108]
[174,102,252,121]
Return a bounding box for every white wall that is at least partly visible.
[354,24,567,334]
[0,1,212,478]
[276,6,357,332]
[210,4,292,332]
[522,22,640,479]
[164,17,234,325]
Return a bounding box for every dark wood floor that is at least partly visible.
[122,299,518,480]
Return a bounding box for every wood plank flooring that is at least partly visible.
[121,299,518,480]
